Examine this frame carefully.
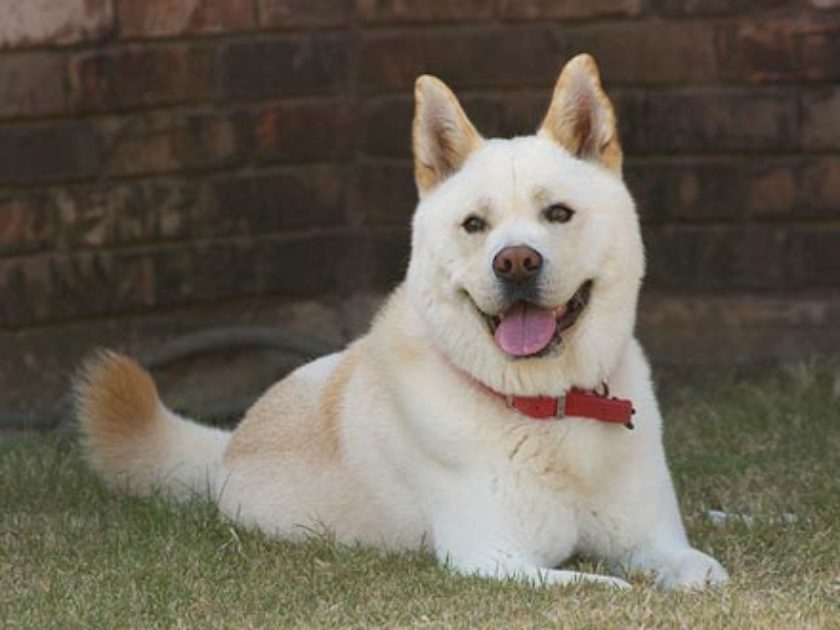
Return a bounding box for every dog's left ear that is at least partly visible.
[413,75,484,197]
[539,54,622,173]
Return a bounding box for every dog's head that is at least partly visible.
[405,54,645,395]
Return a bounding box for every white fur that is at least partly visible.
[214,135,723,588]
[84,59,727,591]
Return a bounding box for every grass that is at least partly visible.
[2,359,839,628]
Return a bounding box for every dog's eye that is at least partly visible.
[544,204,575,224]
[462,215,488,234]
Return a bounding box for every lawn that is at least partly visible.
[2,360,839,627]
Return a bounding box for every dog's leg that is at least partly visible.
[604,471,728,589]
[619,544,728,590]
[624,452,728,589]
[599,347,728,590]
[608,473,727,588]
[454,562,632,589]
[431,512,630,589]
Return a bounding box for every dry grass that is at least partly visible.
[2,359,839,628]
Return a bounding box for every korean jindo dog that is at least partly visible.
[77,54,727,590]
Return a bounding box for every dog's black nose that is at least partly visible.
[493,246,543,284]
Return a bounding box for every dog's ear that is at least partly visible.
[413,75,483,196]
[538,54,622,173]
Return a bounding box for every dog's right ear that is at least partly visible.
[539,54,622,173]
[413,75,483,197]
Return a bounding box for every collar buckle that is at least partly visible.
[555,393,566,418]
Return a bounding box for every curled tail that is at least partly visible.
[75,350,230,502]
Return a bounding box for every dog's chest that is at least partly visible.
[492,423,637,556]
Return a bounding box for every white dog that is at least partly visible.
[77,54,727,590]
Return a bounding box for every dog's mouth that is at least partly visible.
[470,280,593,358]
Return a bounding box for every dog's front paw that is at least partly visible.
[590,574,632,590]
[657,548,728,590]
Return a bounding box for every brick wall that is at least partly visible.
[1,0,839,428]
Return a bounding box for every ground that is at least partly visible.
[2,359,839,627]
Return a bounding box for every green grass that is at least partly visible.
[3,360,839,627]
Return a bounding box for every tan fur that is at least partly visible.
[539,54,623,173]
[317,346,359,449]
[413,75,484,195]
[75,350,162,479]
[77,351,229,499]
[224,346,360,466]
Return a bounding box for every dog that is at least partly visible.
[76,54,727,590]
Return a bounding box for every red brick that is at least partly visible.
[1,256,55,326]
[0,194,56,256]
[1,0,840,417]
[644,226,790,291]
[616,88,799,154]
[352,160,415,225]
[745,162,797,218]
[150,233,368,313]
[97,111,241,177]
[639,292,840,333]
[802,88,840,150]
[362,98,414,158]
[567,22,717,84]
[642,224,727,290]
[0,0,114,49]
[357,0,493,24]
[638,292,840,366]
[0,250,155,327]
[649,0,788,15]
[708,157,840,219]
[152,238,344,306]
[800,26,840,81]
[202,167,345,237]
[717,20,800,82]
[147,247,193,307]
[366,228,410,290]
[56,189,110,249]
[156,233,354,304]
[0,121,101,184]
[739,227,793,289]
[154,242,259,305]
[360,27,567,93]
[54,182,197,249]
[69,44,215,112]
[255,232,359,297]
[625,159,750,223]
[799,157,840,215]
[258,0,350,29]
[120,0,254,38]
[242,100,353,163]
[629,157,840,223]
[498,0,642,20]
[497,91,552,137]
[221,35,348,99]
[0,52,67,119]
[717,16,840,83]
[789,227,840,287]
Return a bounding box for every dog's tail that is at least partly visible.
[75,350,230,502]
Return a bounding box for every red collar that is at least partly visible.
[486,385,635,429]
[437,352,635,428]
[463,368,635,429]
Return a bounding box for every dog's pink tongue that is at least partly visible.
[494,302,557,356]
